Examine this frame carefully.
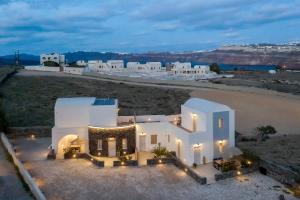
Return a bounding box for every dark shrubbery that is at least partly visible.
[241,149,260,162]
[209,63,221,74]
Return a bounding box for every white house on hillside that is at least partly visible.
[126,62,162,73]
[52,97,236,166]
[40,53,65,66]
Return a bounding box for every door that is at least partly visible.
[108,138,116,157]
[139,135,146,151]
[177,141,181,159]
[194,146,201,165]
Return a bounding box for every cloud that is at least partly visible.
[132,0,300,31]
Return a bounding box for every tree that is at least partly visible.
[43,61,59,67]
[275,65,282,72]
[255,125,277,143]
[209,63,221,74]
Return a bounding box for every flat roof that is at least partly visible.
[93,98,115,106]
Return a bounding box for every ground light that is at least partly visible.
[73,154,76,158]
[247,160,252,165]
[158,159,162,163]
[237,171,242,175]
[121,161,125,165]
[184,168,188,172]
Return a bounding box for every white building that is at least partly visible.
[171,61,192,69]
[40,53,65,66]
[52,97,236,166]
[87,60,124,73]
[126,62,162,72]
[76,60,87,67]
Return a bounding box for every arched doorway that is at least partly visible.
[57,135,82,159]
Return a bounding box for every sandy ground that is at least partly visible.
[17,70,300,135]
[0,142,33,200]
[12,137,298,200]
[190,90,300,135]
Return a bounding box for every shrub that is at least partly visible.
[241,149,260,162]
[209,63,221,74]
[152,143,168,159]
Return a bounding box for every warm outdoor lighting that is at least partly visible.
[192,113,197,118]
[91,158,93,161]
[31,134,35,139]
[247,160,252,165]
[88,124,135,130]
[123,151,127,155]
[97,152,101,156]
[237,171,242,175]
[148,118,151,121]
[158,159,162,163]
[121,161,125,165]
[73,154,76,158]
[184,168,188,172]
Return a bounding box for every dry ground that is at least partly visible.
[12,137,297,200]
[0,73,189,126]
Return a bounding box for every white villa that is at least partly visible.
[87,60,124,73]
[40,53,65,66]
[171,65,213,79]
[52,97,235,166]
[126,62,162,73]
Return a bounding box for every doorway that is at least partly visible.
[139,135,146,151]
[177,141,181,159]
[194,146,201,165]
[108,138,116,157]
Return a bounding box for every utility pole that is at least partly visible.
[15,50,20,66]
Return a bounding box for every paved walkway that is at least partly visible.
[0,142,33,200]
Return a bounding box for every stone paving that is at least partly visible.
[12,137,298,200]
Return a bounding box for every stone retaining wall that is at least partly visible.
[260,160,298,187]
[146,157,175,165]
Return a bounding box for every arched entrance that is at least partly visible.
[57,135,82,159]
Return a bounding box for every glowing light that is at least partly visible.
[91,158,93,161]
[31,135,35,139]
[123,151,127,155]
[218,140,223,145]
[158,159,162,163]
[88,124,135,130]
[192,113,197,118]
[98,152,101,156]
[247,160,252,165]
[148,118,151,121]
[121,161,125,165]
[73,154,76,158]
[237,171,242,175]
[184,168,188,172]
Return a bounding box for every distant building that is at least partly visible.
[76,60,87,67]
[170,63,212,79]
[40,53,65,66]
[126,62,162,72]
[87,60,124,72]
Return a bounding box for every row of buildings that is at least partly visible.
[25,53,214,79]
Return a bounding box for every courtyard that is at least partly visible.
[10,136,297,200]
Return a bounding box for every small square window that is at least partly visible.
[151,135,157,144]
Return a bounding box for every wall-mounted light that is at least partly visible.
[192,113,197,118]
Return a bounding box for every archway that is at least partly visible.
[57,134,80,159]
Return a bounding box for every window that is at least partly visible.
[122,138,127,149]
[97,139,102,150]
[218,118,224,128]
[151,135,157,144]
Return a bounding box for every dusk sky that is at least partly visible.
[0,0,300,55]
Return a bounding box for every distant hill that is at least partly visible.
[1,48,300,69]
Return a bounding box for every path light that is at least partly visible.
[91,158,93,161]
[121,161,125,165]
[73,154,76,158]
[31,134,35,139]
[123,151,126,155]
[247,160,252,165]
[98,152,101,156]
[158,159,162,163]
[237,171,242,175]
[184,168,188,172]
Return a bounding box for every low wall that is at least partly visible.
[147,157,175,165]
[215,165,258,181]
[1,133,47,200]
[260,160,298,187]
[25,66,60,72]
[7,126,51,138]
[113,160,138,167]
[63,67,84,75]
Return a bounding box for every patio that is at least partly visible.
[192,163,220,184]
